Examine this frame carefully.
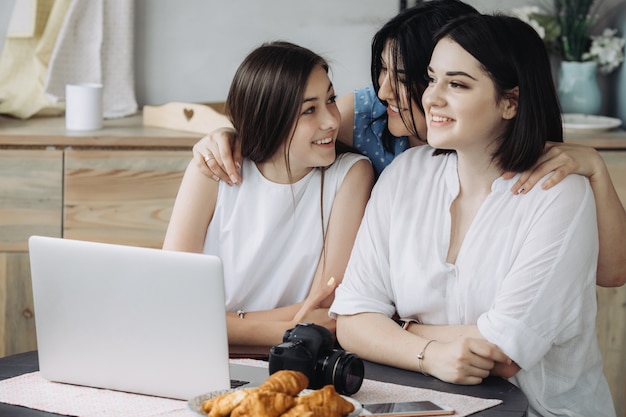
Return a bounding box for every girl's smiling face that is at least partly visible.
[281,64,341,180]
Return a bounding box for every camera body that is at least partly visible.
[268,322,364,395]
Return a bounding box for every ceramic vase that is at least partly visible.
[558,61,602,115]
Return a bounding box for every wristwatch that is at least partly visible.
[396,318,417,330]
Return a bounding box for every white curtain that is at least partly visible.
[0,0,137,119]
[45,0,137,118]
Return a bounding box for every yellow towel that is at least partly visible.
[0,0,69,118]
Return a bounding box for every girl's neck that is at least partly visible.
[256,159,313,184]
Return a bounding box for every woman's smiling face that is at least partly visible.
[422,37,515,154]
[376,41,428,144]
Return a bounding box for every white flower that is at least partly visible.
[582,28,626,74]
[512,5,625,75]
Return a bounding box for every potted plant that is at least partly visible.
[513,1,625,115]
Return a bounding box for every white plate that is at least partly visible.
[187,388,363,417]
[562,113,622,132]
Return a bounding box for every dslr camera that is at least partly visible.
[268,322,364,395]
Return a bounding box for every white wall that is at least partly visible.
[133,0,398,105]
[0,0,624,112]
[0,0,15,57]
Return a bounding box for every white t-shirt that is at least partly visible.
[204,152,367,313]
[330,145,614,417]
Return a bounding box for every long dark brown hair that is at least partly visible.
[225,41,335,272]
[226,41,329,172]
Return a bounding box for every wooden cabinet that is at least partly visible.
[0,149,63,251]
[64,149,190,248]
[1,149,63,357]
[0,114,200,357]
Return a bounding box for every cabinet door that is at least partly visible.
[596,151,626,417]
[0,149,63,251]
[0,253,37,357]
[64,149,190,248]
[0,149,62,357]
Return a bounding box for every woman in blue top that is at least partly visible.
[191,0,626,287]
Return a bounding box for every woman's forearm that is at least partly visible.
[590,162,626,287]
[406,322,520,378]
[337,314,514,384]
[405,322,482,342]
[337,313,427,372]
[226,313,296,347]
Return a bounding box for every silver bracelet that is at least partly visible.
[417,339,436,376]
[236,309,245,319]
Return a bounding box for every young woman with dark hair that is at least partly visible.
[331,14,614,417]
[163,42,373,347]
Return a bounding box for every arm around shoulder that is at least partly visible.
[590,161,626,287]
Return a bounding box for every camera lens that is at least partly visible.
[319,350,364,395]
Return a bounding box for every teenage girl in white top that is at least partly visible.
[163,42,373,347]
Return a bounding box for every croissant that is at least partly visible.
[201,397,216,413]
[205,388,256,417]
[231,390,296,417]
[258,370,309,396]
[278,404,315,417]
[296,385,355,416]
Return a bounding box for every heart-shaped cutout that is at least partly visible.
[183,108,194,121]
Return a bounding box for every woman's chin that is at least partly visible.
[387,123,412,138]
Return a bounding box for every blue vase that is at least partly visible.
[558,61,602,115]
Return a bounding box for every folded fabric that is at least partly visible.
[44,0,138,118]
[0,0,137,119]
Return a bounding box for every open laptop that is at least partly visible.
[28,235,268,400]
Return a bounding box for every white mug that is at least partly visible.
[65,83,103,131]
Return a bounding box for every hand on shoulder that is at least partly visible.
[507,141,606,194]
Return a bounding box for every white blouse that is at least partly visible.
[330,145,614,417]
[204,152,367,313]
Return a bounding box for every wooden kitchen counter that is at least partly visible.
[565,128,626,149]
[0,114,202,148]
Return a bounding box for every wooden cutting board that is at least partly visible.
[143,102,232,134]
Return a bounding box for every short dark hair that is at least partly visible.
[371,0,479,146]
[226,41,329,163]
[432,14,563,172]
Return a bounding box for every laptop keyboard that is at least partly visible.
[230,379,250,389]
